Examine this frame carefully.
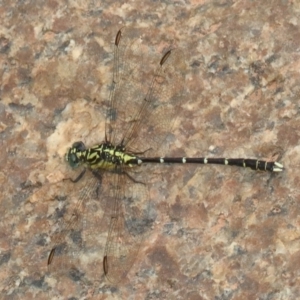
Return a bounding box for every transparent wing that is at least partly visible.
[105,27,187,154]
[46,166,153,283]
[124,48,186,154]
[105,27,147,144]
[47,170,104,277]
[103,167,152,283]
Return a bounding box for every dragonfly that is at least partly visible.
[47,27,283,284]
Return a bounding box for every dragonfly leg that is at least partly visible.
[64,169,87,183]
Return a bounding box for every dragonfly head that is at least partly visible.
[65,141,86,168]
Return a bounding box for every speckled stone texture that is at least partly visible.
[0,0,299,299]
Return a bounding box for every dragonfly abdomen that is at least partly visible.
[134,156,283,172]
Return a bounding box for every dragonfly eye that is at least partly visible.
[65,147,81,168]
[72,141,86,151]
[68,152,80,168]
[65,141,85,168]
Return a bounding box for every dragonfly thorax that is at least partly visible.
[65,141,137,170]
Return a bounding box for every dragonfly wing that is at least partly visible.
[105,26,151,145]
[124,47,187,154]
[103,167,153,283]
[47,171,103,278]
[105,27,186,154]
